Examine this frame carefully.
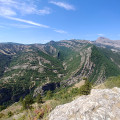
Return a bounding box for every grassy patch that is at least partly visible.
[105,76,120,88]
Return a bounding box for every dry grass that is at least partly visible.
[73,80,85,88]
[93,83,106,89]
[0,103,22,116]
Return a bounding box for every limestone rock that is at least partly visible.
[49,87,120,120]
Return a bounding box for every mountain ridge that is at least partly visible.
[0,38,120,106]
[94,37,120,49]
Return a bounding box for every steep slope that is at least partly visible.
[89,46,120,84]
[0,43,65,105]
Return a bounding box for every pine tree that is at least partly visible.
[22,95,33,109]
[36,94,43,103]
[79,80,92,95]
[46,90,53,99]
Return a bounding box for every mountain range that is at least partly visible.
[0,37,120,106]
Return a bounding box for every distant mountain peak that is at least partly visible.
[96,37,111,42]
[98,37,106,39]
[95,37,120,48]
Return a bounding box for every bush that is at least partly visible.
[19,96,23,104]
[46,91,53,99]
[8,111,13,117]
[37,109,44,119]
[22,95,33,109]
[83,77,88,81]
[0,113,4,118]
[36,94,43,103]
[79,81,92,95]
[71,88,79,95]
[0,105,5,111]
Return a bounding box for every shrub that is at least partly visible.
[79,81,92,95]
[37,105,51,119]
[8,111,13,117]
[0,105,5,111]
[46,91,53,99]
[0,113,4,118]
[37,109,44,119]
[36,94,43,103]
[22,95,33,109]
[19,96,23,104]
[83,77,88,81]
[18,115,25,120]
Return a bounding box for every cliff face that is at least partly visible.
[49,87,120,120]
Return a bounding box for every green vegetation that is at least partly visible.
[52,80,92,104]
[0,105,5,112]
[0,53,11,77]
[19,97,23,104]
[79,81,92,95]
[51,44,83,80]
[17,115,25,120]
[1,41,120,111]
[36,94,43,103]
[0,113,4,118]
[104,76,120,88]
[7,111,13,117]
[0,46,65,106]
[100,47,120,66]
[22,95,34,109]
[90,46,120,82]
[46,90,53,99]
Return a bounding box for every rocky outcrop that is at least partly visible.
[33,82,60,97]
[49,87,120,120]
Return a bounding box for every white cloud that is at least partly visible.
[0,6,16,16]
[0,23,36,28]
[9,24,36,28]
[0,0,16,5]
[6,16,50,28]
[0,0,51,17]
[38,7,51,15]
[0,0,67,34]
[50,1,75,10]
[54,29,67,34]
[97,34,104,36]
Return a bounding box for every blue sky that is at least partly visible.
[0,0,120,44]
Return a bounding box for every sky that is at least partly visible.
[0,0,120,44]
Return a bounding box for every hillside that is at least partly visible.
[0,38,120,107]
[94,75,120,89]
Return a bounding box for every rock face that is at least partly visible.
[49,87,120,120]
[33,82,60,97]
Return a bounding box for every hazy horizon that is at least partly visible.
[0,37,119,45]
